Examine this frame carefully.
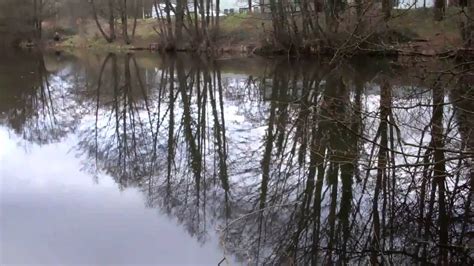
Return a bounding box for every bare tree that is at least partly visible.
[434,0,446,21]
[90,0,116,43]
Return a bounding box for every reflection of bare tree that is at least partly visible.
[0,52,79,144]
[0,52,467,264]
[78,53,156,186]
[76,54,233,243]
[449,63,474,264]
[221,61,472,265]
[371,79,390,265]
[69,55,473,265]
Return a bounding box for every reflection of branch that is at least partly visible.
[60,53,473,265]
[218,203,298,233]
[95,53,113,166]
[218,201,299,264]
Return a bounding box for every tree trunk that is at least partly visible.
[434,0,445,21]
[121,0,131,44]
[326,0,342,32]
[131,0,140,41]
[33,0,39,38]
[33,0,43,39]
[382,0,392,21]
[216,0,220,36]
[175,0,184,47]
[108,0,116,41]
[199,0,208,46]
[90,0,114,43]
[466,0,474,47]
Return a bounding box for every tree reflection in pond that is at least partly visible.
[1,52,472,265]
[0,52,80,145]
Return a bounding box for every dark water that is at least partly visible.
[0,50,472,265]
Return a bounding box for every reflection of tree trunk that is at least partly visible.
[260,72,279,209]
[298,84,316,220]
[111,54,123,181]
[432,85,448,265]
[208,68,230,201]
[311,83,329,264]
[37,54,54,121]
[326,161,338,265]
[167,60,176,186]
[322,71,348,264]
[122,54,131,178]
[256,75,278,265]
[339,152,354,263]
[287,74,320,263]
[178,59,202,198]
[424,167,438,259]
[296,81,311,167]
[95,54,113,169]
[275,76,289,157]
[371,80,391,265]
[417,140,433,259]
[338,75,358,264]
[451,73,474,261]
[345,82,362,259]
[217,70,228,160]
[259,77,277,211]
[311,127,326,265]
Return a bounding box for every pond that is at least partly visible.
[0,50,472,265]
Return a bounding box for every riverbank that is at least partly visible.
[46,7,470,58]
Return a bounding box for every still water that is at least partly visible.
[0,50,472,265]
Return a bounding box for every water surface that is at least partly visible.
[0,51,472,265]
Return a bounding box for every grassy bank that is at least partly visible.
[51,13,264,53]
[47,7,466,57]
[389,8,464,54]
